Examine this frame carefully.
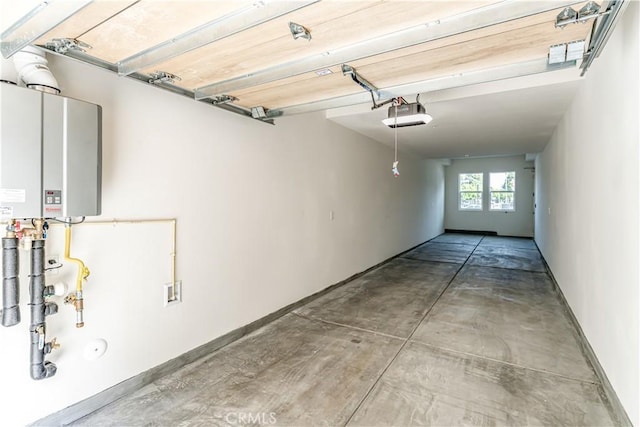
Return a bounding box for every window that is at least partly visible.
[490,171,516,211]
[459,173,483,210]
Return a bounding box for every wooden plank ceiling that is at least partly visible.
[31,0,594,116]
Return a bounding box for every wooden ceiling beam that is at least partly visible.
[116,0,319,76]
[276,59,579,116]
[193,1,582,100]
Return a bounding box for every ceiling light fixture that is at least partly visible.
[382,96,433,177]
[382,99,433,128]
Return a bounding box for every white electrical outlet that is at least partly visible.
[163,281,182,307]
[46,255,60,275]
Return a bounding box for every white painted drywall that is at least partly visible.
[0,56,444,425]
[423,159,446,237]
[444,156,535,237]
[535,3,639,424]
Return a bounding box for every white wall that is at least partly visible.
[0,56,444,425]
[423,159,446,237]
[535,3,639,425]
[444,156,535,237]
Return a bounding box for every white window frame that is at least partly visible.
[489,171,516,212]
[458,172,483,211]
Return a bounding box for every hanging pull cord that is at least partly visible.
[394,103,398,162]
[392,102,400,177]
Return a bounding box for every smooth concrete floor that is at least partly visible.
[72,234,620,426]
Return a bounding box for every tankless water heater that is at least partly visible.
[0,83,102,219]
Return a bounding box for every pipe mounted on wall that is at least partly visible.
[63,224,89,328]
[1,233,20,327]
[12,46,59,94]
[29,238,58,380]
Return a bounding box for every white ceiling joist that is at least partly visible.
[194,0,579,100]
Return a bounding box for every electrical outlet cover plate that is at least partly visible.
[163,281,182,307]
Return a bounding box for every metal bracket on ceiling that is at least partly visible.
[148,71,181,85]
[250,106,283,121]
[289,22,311,41]
[44,38,92,54]
[342,64,379,95]
[251,106,268,119]
[555,6,578,27]
[210,95,238,105]
[341,64,397,110]
[199,94,275,120]
[37,45,276,125]
[197,98,278,125]
[555,1,610,28]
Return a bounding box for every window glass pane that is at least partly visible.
[490,171,515,191]
[459,173,483,191]
[460,192,482,210]
[490,192,515,210]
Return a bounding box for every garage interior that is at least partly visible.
[69,234,618,426]
[0,0,638,426]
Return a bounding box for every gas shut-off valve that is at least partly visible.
[62,224,90,328]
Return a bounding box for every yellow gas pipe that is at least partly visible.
[64,225,89,328]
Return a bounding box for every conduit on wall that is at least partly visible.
[88,219,178,301]
[0,217,179,379]
[3,218,177,320]
[49,218,179,301]
[63,224,89,328]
